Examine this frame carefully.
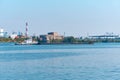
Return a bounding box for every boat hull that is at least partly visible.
[15,42,38,45]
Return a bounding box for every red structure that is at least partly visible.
[25,22,28,38]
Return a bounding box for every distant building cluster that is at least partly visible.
[0,27,25,39]
[1,27,120,43]
[0,27,64,42]
[10,32,26,40]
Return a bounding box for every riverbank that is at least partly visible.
[1,37,120,45]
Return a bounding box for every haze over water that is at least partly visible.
[0,43,119,80]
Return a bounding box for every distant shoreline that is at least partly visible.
[0,37,120,45]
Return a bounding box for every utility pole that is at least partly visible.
[64,32,65,37]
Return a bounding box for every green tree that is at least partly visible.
[63,36,76,43]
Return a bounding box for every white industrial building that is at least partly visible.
[10,32,18,40]
[0,28,7,37]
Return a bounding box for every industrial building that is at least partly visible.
[40,32,64,43]
[0,28,8,37]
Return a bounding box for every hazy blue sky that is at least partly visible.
[0,0,120,37]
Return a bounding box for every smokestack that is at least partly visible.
[26,22,28,38]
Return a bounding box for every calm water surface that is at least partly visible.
[0,43,120,80]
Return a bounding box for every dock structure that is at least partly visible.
[89,33,119,39]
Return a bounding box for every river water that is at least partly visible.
[0,43,120,80]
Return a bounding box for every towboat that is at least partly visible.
[15,38,38,45]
